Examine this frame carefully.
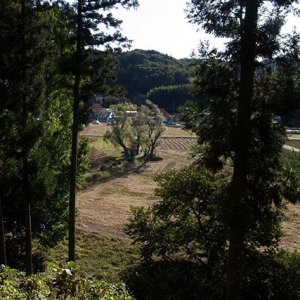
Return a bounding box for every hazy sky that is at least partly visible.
[113,0,300,59]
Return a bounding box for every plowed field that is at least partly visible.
[160,138,197,150]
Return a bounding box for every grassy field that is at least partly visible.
[81,121,194,137]
[41,124,300,286]
[41,232,140,283]
[43,123,195,283]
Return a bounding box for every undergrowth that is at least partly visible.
[0,261,135,299]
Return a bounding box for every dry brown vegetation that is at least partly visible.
[78,122,300,251]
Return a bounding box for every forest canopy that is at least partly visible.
[112,49,191,98]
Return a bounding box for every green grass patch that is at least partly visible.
[147,155,163,161]
[89,136,122,154]
[41,232,141,283]
[83,158,148,188]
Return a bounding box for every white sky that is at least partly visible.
[113,0,300,59]
[113,0,204,59]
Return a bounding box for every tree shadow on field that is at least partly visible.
[84,158,150,188]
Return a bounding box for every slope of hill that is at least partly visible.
[113,49,191,98]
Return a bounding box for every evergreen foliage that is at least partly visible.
[126,1,300,299]
[113,49,190,98]
[0,0,88,272]
[147,84,197,114]
[64,0,138,262]
[185,2,300,299]
[0,0,60,274]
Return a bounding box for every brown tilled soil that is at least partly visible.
[77,122,300,251]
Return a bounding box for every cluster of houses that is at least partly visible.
[90,94,183,125]
[91,106,138,125]
[95,108,115,121]
[91,107,184,126]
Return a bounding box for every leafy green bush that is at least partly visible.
[242,250,300,300]
[122,249,300,300]
[124,260,223,300]
[125,165,227,265]
[125,165,227,298]
[0,262,134,299]
[124,164,300,299]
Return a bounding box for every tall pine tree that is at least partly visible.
[66,0,139,262]
[186,1,300,299]
[0,0,56,274]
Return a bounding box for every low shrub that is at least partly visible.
[0,262,134,299]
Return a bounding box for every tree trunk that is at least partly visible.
[23,157,32,275]
[0,194,7,266]
[20,0,32,275]
[69,74,80,262]
[22,92,33,275]
[225,1,258,299]
[69,0,82,262]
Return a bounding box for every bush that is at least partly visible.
[242,250,300,300]
[123,260,223,300]
[124,164,300,299]
[0,262,135,299]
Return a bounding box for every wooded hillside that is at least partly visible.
[112,49,191,98]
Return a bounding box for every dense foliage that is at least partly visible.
[125,155,300,299]
[147,84,198,114]
[126,166,227,265]
[186,2,300,299]
[0,0,90,273]
[113,49,190,99]
[125,1,300,299]
[0,262,134,299]
[104,100,166,159]
[0,0,137,273]
[123,249,300,300]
